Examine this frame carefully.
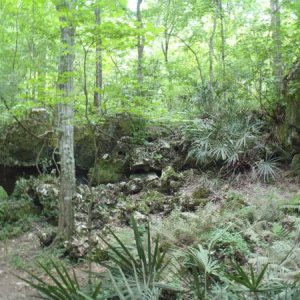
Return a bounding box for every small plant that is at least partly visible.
[252,158,280,182]
[227,262,270,296]
[272,223,289,238]
[107,266,162,300]
[20,259,102,300]
[209,229,250,259]
[187,244,220,298]
[99,216,171,283]
[175,238,222,299]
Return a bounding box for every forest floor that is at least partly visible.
[0,232,39,299]
[1,174,300,299]
[0,228,104,299]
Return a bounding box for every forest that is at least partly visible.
[0,0,300,299]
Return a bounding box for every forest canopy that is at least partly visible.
[0,0,299,123]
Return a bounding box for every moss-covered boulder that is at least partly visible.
[75,113,147,170]
[160,166,184,192]
[191,186,211,206]
[140,190,166,213]
[0,118,55,167]
[12,176,59,223]
[89,158,127,185]
[130,139,184,173]
[0,186,8,201]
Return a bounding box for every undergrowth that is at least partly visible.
[183,112,281,182]
[21,187,300,300]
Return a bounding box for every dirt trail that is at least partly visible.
[0,232,39,299]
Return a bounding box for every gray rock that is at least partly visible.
[66,237,90,259]
[169,180,182,189]
[36,184,59,198]
[129,172,159,182]
[37,229,56,247]
[133,211,148,222]
[125,179,143,195]
[160,166,183,192]
[129,139,184,173]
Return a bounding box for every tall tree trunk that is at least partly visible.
[161,0,172,65]
[217,0,226,77]
[56,0,76,242]
[94,4,102,109]
[209,9,217,103]
[161,28,170,64]
[137,0,144,88]
[270,0,284,100]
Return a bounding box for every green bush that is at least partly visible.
[0,198,34,225]
[209,229,250,259]
[0,195,38,240]
[184,113,279,181]
[0,186,8,201]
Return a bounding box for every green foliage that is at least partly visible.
[0,217,37,241]
[185,113,279,181]
[99,217,170,282]
[185,114,261,165]
[281,195,300,212]
[209,229,250,259]
[21,218,177,300]
[0,197,34,225]
[183,243,221,299]
[0,187,39,239]
[20,259,102,300]
[252,158,280,182]
[107,267,162,300]
[12,175,59,223]
[0,175,61,240]
[227,263,270,294]
[0,186,8,200]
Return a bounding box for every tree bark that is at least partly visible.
[137,0,144,87]
[56,0,76,242]
[161,0,172,65]
[94,4,102,109]
[209,8,217,103]
[270,0,284,100]
[217,0,226,77]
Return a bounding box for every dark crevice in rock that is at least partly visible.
[0,165,39,195]
[129,168,162,177]
[76,167,89,185]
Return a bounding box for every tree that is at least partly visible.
[55,0,76,241]
[270,0,284,100]
[137,0,144,87]
[209,4,218,103]
[94,1,103,109]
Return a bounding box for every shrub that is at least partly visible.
[0,186,8,201]
[184,113,279,181]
